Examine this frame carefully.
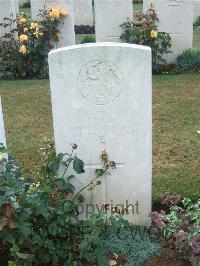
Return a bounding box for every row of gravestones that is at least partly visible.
[1,0,200,61]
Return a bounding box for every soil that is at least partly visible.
[144,248,191,266]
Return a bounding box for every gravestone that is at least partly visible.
[0,0,17,39]
[74,0,93,26]
[30,0,75,47]
[14,0,19,14]
[193,0,200,21]
[49,43,152,225]
[143,0,193,63]
[94,0,133,42]
[0,97,7,159]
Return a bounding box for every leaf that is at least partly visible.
[5,190,16,196]
[16,252,34,260]
[0,145,7,153]
[48,153,64,174]
[48,160,60,174]
[67,175,75,182]
[73,158,85,174]
[0,219,7,231]
[97,253,108,266]
[8,261,17,266]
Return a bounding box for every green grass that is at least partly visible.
[0,75,199,204]
[133,3,143,15]
[194,28,200,49]
[0,80,53,174]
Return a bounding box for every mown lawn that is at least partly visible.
[0,75,199,205]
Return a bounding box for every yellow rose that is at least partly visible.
[30,22,38,30]
[24,27,28,32]
[19,45,26,54]
[19,34,28,42]
[18,18,26,24]
[33,31,43,38]
[59,8,69,17]
[150,30,158,39]
[48,8,60,19]
[0,155,4,162]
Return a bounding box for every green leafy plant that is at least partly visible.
[194,16,200,30]
[176,49,200,72]
[120,7,171,70]
[149,194,200,265]
[0,140,119,265]
[0,7,68,80]
[103,226,161,265]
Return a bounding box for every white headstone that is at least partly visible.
[49,43,152,226]
[74,0,93,26]
[143,0,153,13]
[14,0,19,14]
[144,0,193,63]
[0,97,7,159]
[0,0,17,39]
[193,0,200,21]
[95,0,133,42]
[30,0,75,47]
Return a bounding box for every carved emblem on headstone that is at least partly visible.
[167,0,183,6]
[78,60,124,105]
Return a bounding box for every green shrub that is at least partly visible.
[80,35,95,44]
[0,8,68,80]
[194,16,200,30]
[120,7,171,69]
[103,226,161,265]
[149,194,200,265]
[22,1,31,8]
[0,141,119,265]
[0,140,161,265]
[176,49,200,71]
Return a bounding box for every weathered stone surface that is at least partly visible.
[95,0,133,42]
[0,97,7,159]
[14,0,19,14]
[193,0,200,21]
[0,0,17,39]
[74,0,93,26]
[30,0,75,47]
[49,43,152,225]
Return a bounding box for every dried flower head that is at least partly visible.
[101,149,108,161]
[71,143,78,150]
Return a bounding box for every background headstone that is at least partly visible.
[193,0,200,21]
[143,0,193,63]
[14,0,19,14]
[49,43,152,225]
[94,0,133,42]
[0,97,7,159]
[30,0,75,47]
[0,0,17,39]
[74,0,93,26]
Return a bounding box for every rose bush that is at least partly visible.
[0,141,124,265]
[0,8,68,79]
[121,6,171,71]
